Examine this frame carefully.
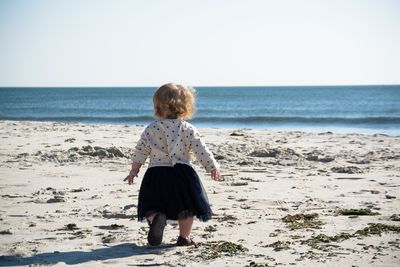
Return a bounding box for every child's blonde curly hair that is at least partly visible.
[153,83,196,120]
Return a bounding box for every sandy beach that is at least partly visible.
[0,120,399,266]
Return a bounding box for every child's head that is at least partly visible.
[153,83,196,119]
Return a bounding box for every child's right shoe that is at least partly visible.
[147,213,167,246]
[176,236,196,247]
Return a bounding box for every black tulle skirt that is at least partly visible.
[137,163,212,222]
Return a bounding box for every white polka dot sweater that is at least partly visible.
[132,119,219,172]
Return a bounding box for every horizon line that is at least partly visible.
[1,83,400,88]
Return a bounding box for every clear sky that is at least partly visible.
[0,0,399,87]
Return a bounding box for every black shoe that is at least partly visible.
[176,236,196,247]
[147,213,167,246]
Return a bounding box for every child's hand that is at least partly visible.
[123,162,142,185]
[123,169,138,185]
[211,169,221,181]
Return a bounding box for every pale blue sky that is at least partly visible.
[0,0,399,86]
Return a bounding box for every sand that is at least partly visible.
[0,120,399,267]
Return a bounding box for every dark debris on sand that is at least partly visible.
[297,223,400,253]
[192,240,248,260]
[29,145,132,164]
[331,166,363,174]
[282,213,324,230]
[265,240,291,251]
[338,208,380,216]
[245,261,271,267]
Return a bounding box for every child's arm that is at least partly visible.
[124,129,151,184]
[131,129,151,164]
[189,126,221,180]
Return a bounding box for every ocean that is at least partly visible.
[0,86,399,135]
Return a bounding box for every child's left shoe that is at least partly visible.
[147,213,167,246]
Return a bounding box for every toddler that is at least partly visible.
[124,83,220,246]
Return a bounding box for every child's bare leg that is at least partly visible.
[178,216,194,238]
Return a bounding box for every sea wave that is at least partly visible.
[1,115,400,125]
[194,116,400,124]
[0,115,154,123]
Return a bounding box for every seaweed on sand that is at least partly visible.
[282,213,324,230]
[338,208,380,216]
[266,240,291,251]
[355,223,400,236]
[301,233,353,251]
[217,214,238,222]
[194,240,248,260]
[301,223,400,251]
[245,261,271,267]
